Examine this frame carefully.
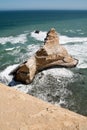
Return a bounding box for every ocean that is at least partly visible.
[0,10,87,116]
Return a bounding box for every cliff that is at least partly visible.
[0,83,87,130]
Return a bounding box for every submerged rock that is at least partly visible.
[13,28,78,84]
[35,30,40,34]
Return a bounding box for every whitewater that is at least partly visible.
[0,10,87,116]
[0,30,87,69]
[0,33,87,115]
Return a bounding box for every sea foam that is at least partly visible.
[31,30,87,44]
[31,31,47,41]
[42,68,74,78]
[27,44,40,56]
[0,34,27,44]
[0,64,19,85]
[65,43,87,69]
[60,35,87,44]
[5,47,15,51]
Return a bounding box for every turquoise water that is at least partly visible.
[0,10,87,116]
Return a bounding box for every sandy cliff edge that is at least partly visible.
[0,83,87,130]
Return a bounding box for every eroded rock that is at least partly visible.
[13,28,78,84]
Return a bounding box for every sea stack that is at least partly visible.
[13,28,78,84]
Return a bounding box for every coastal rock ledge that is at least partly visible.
[13,28,78,84]
[0,83,87,130]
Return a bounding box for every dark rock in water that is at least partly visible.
[8,79,21,86]
[12,28,78,84]
[35,30,40,34]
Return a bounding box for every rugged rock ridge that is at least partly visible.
[13,28,78,84]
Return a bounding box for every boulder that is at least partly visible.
[13,28,78,84]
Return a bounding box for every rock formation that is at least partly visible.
[13,28,78,84]
[0,83,87,130]
[35,30,40,33]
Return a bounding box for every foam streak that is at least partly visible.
[0,34,27,44]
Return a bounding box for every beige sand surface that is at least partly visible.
[0,83,87,130]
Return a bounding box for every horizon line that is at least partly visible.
[0,9,87,11]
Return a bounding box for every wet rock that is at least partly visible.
[35,30,40,34]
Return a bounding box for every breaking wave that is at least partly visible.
[31,31,47,41]
[0,34,28,44]
[5,47,15,51]
[0,64,19,85]
[64,42,87,69]
[60,35,87,44]
[31,30,87,44]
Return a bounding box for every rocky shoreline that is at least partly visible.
[0,83,87,130]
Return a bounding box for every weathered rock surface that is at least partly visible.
[0,83,87,130]
[13,28,78,84]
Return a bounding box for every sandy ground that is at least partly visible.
[0,83,87,130]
